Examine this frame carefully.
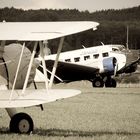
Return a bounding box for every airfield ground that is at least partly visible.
[0,81,140,140]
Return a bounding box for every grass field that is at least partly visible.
[0,81,140,140]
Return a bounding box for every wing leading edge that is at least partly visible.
[0,89,81,108]
[0,21,99,41]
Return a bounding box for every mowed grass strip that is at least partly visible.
[0,82,140,140]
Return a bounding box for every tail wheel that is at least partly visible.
[105,78,117,88]
[10,112,34,134]
[92,78,104,87]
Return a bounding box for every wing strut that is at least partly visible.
[9,43,25,100]
[0,41,6,48]
[39,41,49,90]
[22,42,38,95]
[0,41,5,57]
[49,37,64,88]
[39,64,63,82]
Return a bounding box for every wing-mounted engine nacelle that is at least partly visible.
[102,57,117,74]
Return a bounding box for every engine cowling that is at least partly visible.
[102,57,117,74]
[0,43,37,89]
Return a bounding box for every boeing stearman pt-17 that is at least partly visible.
[0,21,99,133]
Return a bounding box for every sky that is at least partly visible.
[0,0,139,12]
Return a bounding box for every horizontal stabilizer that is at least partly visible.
[0,89,81,108]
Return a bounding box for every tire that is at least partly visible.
[10,113,34,134]
[111,78,117,88]
[105,79,111,87]
[92,78,104,87]
[105,78,117,88]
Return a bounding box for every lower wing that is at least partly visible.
[0,89,81,108]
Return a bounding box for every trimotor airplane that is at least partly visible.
[36,43,140,88]
[0,21,99,133]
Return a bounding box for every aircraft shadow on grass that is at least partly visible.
[0,127,139,137]
[34,128,139,137]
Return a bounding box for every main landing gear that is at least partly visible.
[10,112,34,134]
[105,77,117,88]
[92,77,104,87]
[92,77,117,88]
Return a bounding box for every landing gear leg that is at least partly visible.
[6,108,17,118]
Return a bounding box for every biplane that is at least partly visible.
[0,21,99,133]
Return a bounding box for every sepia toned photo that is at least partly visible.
[0,0,140,139]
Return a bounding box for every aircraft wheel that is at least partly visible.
[111,79,117,87]
[105,78,117,88]
[10,112,34,134]
[92,78,104,87]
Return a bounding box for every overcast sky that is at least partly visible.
[0,0,139,12]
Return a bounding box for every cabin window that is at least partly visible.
[102,52,109,57]
[84,55,90,60]
[65,59,71,62]
[93,54,99,59]
[74,57,80,62]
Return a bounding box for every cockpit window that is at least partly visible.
[112,48,119,52]
[93,54,99,59]
[102,52,109,57]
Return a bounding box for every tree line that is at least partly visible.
[0,6,140,51]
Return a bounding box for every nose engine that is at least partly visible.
[0,43,37,89]
[103,57,117,74]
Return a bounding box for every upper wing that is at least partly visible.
[37,60,99,83]
[0,21,99,41]
[117,57,140,74]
